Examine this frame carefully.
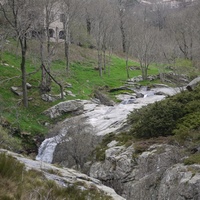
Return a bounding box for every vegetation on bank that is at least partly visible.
[0,153,112,200]
[94,85,200,163]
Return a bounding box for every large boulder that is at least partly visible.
[43,100,85,119]
[186,76,200,91]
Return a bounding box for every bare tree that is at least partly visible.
[91,0,116,77]
[83,0,94,36]
[61,0,81,75]
[0,0,37,107]
[114,0,137,53]
[166,8,197,61]
[131,14,158,80]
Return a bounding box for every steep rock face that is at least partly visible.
[90,144,186,199]
[90,145,135,194]
[158,164,200,200]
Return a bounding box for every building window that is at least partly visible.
[49,29,54,38]
[59,31,64,39]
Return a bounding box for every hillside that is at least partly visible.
[0,42,161,153]
[1,41,200,199]
[1,0,200,198]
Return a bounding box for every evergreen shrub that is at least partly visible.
[128,85,200,139]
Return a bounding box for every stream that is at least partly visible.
[36,86,181,163]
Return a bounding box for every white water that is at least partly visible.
[36,133,65,163]
[36,87,181,163]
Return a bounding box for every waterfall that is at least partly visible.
[36,133,65,163]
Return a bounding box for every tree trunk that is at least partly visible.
[40,41,50,93]
[141,67,148,80]
[103,48,106,74]
[65,38,70,75]
[119,12,126,53]
[98,48,102,77]
[86,16,91,35]
[108,47,112,77]
[63,12,70,75]
[126,51,130,79]
[20,37,28,107]
[45,10,52,91]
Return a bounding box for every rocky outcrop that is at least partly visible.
[43,100,85,119]
[158,164,200,199]
[124,144,183,200]
[0,149,125,200]
[90,143,200,200]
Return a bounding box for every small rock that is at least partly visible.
[21,131,31,136]
[41,94,56,102]
[26,83,32,89]
[65,82,72,88]
[136,93,144,98]
[66,90,76,97]
[11,86,23,96]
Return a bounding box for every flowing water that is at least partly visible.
[36,87,181,163]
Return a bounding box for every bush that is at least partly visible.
[174,112,200,135]
[128,86,200,139]
[128,100,184,138]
